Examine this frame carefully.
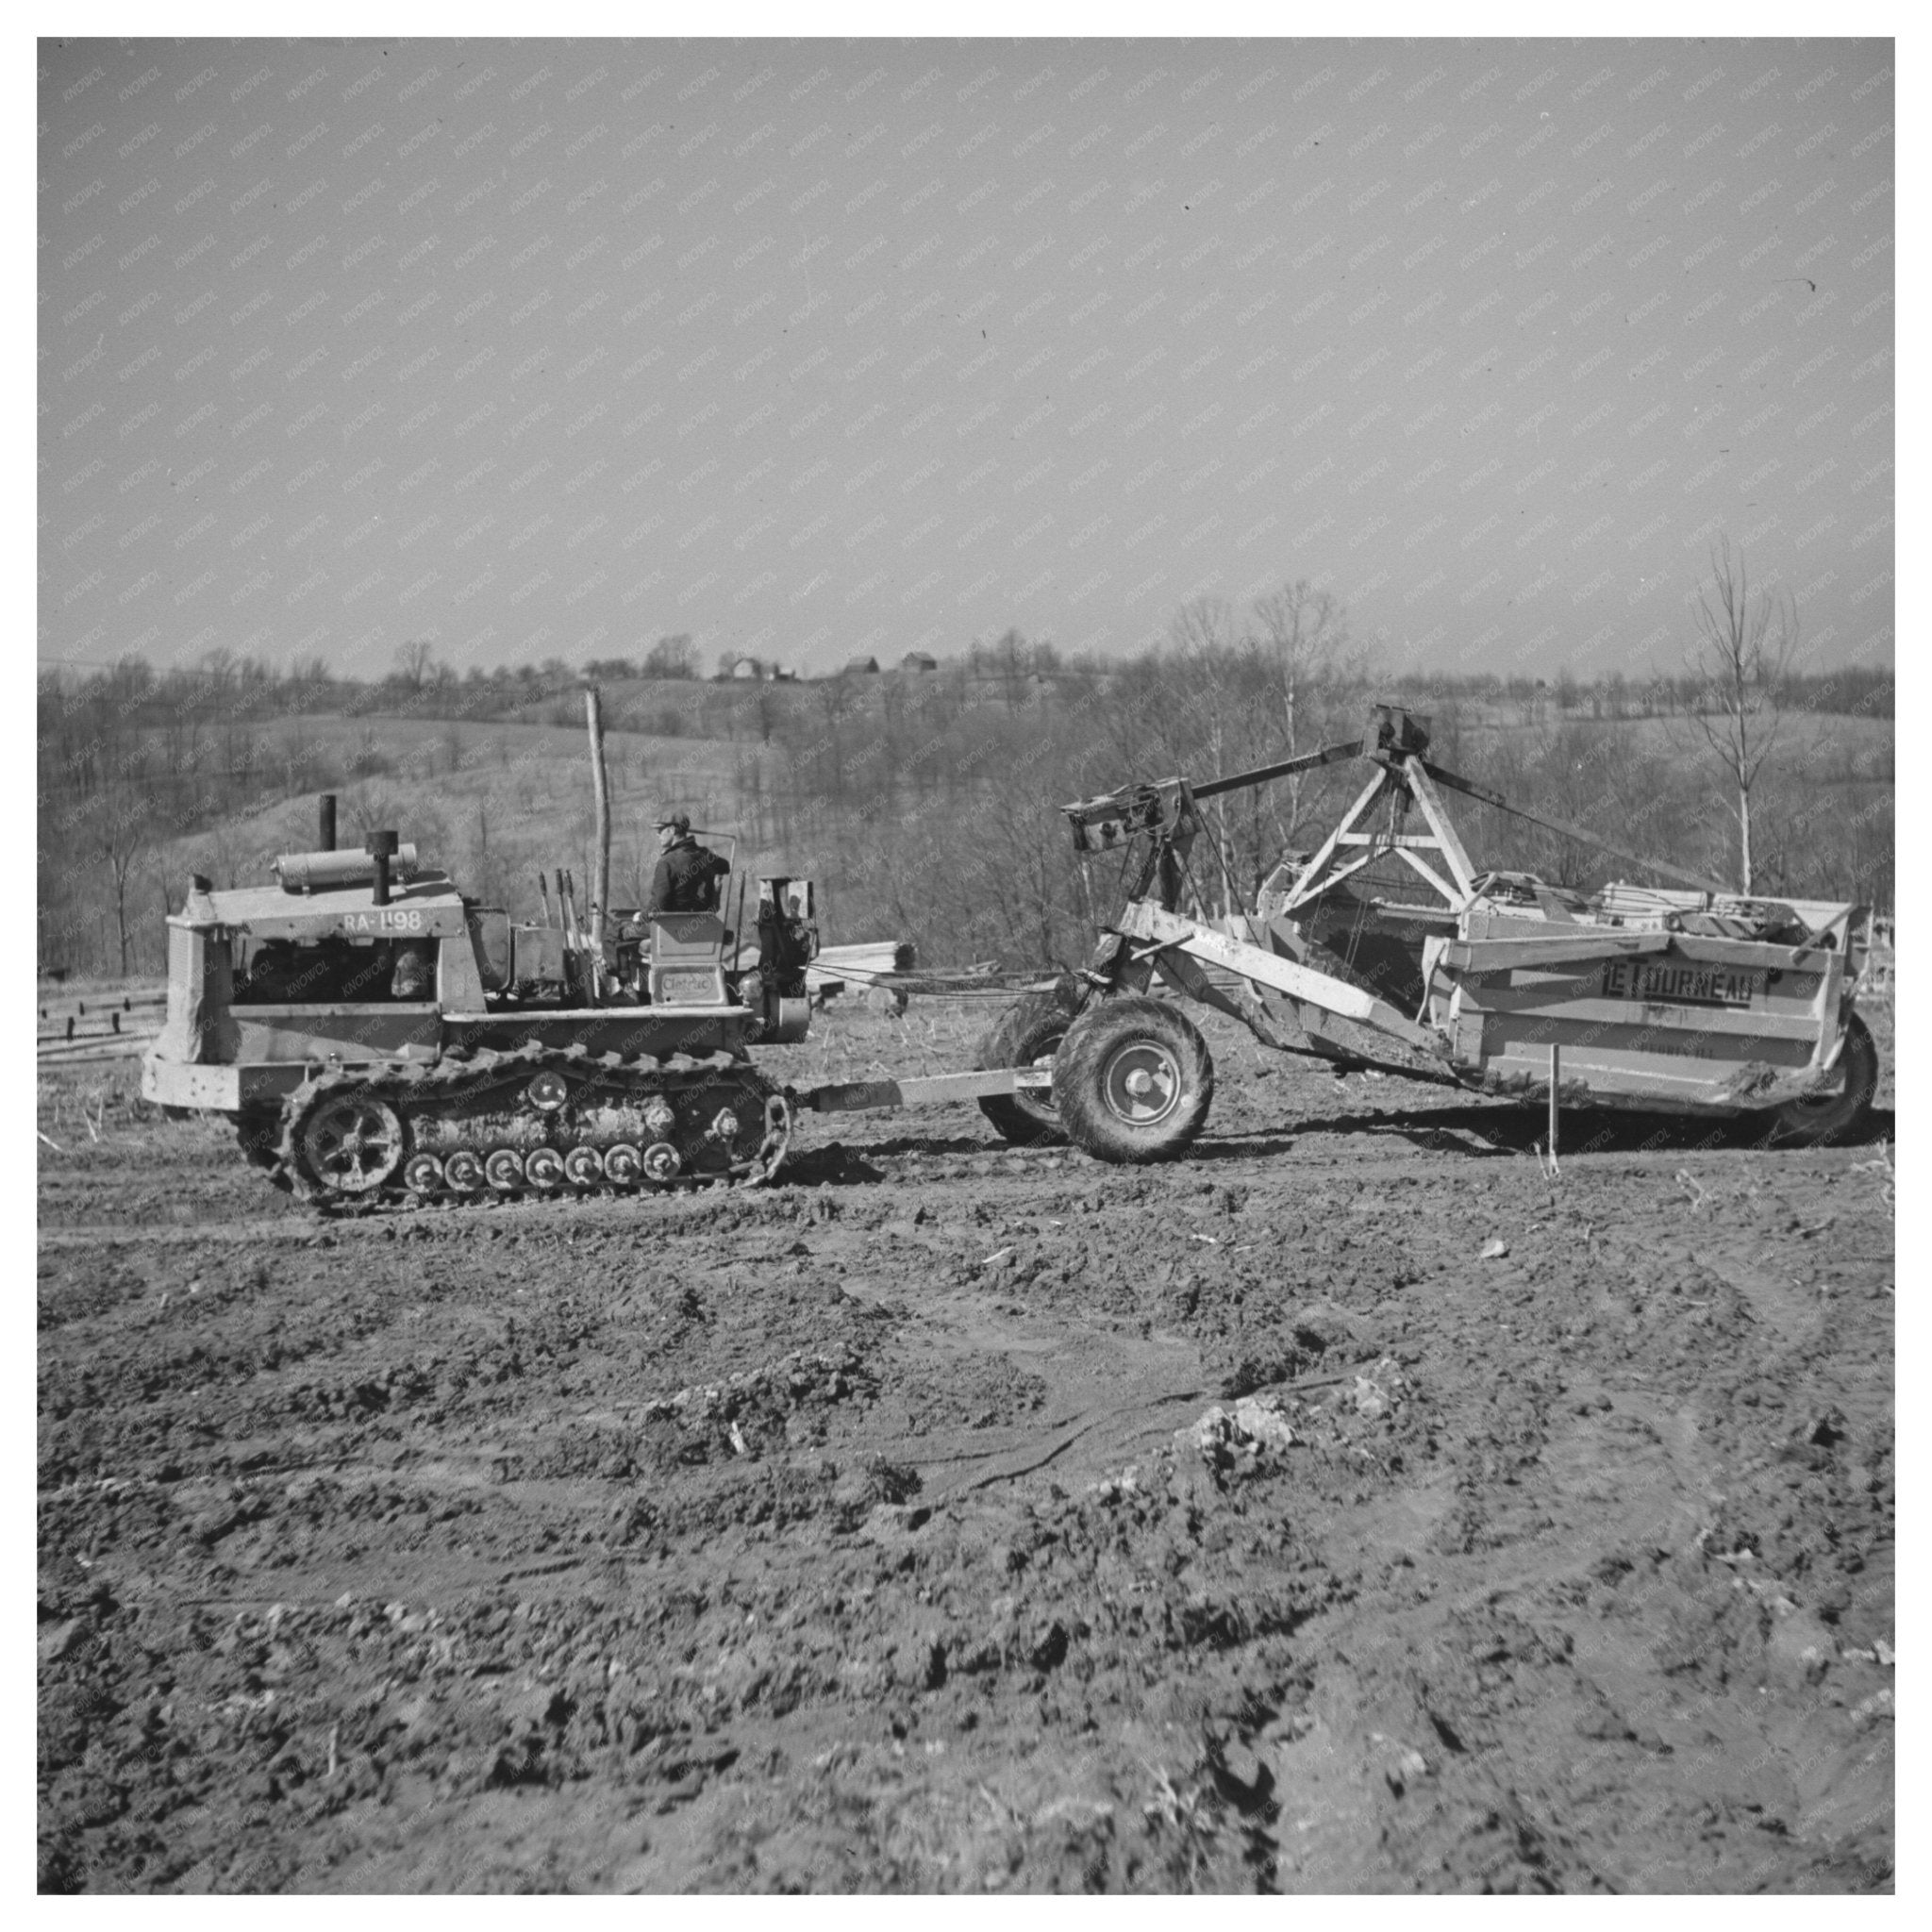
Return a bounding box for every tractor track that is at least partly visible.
[253,1041,791,1208]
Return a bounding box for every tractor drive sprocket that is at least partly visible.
[270,1041,791,1210]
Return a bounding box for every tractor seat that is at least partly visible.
[645,911,729,1005]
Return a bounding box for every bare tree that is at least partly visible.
[643,633,697,680]
[196,647,237,704]
[1165,596,1241,918]
[96,791,150,978]
[752,678,781,747]
[394,638,439,691]
[1248,579,1350,842]
[808,674,859,804]
[992,627,1030,711]
[342,777,403,838]
[1684,538,1795,893]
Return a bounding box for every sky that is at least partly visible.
[38,33,1894,684]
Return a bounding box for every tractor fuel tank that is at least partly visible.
[511,923,566,987]
[275,844,420,893]
[466,906,512,991]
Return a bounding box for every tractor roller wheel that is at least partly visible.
[402,1152,444,1195]
[1054,995,1214,1164]
[1767,1012,1879,1146]
[444,1150,485,1192]
[525,1146,566,1189]
[525,1070,571,1112]
[563,1145,606,1188]
[974,984,1080,1146]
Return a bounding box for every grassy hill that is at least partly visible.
[42,663,1894,984]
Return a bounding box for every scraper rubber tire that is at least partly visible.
[1056,996,1214,1164]
[1767,1012,1879,1146]
[974,991,1077,1146]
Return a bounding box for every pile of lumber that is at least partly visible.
[808,939,914,985]
[37,989,165,1064]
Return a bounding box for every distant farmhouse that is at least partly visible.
[827,650,937,676]
[717,656,799,682]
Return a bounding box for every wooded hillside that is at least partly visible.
[38,604,1893,981]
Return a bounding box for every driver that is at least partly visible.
[646,811,730,915]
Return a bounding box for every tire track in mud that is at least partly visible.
[39,1008,1894,1892]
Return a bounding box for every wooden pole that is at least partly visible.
[585,685,612,1001]
[1548,1042,1560,1171]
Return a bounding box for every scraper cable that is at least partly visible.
[1416,758,1725,896]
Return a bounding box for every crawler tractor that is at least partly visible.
[144,696,1060,1204]
[143,816,823,1204]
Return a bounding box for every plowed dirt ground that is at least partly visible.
[38,1002,1895,1893]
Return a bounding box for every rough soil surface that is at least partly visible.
[38,1004,1895,1892]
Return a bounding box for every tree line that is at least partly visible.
[754,581,1891,974]
[38,572,1894,980]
